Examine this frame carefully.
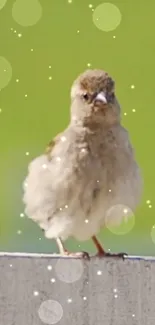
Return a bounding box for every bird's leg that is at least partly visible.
[56,237,90,260]
[92,236,127,260]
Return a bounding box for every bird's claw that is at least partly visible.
[97,252,128,260]
[61,251,90,260]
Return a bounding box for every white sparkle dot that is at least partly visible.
[42,164,47,169]
[81,148,86,153]
[87,63,91,67]
[114,294,118,298]
[113,35,116,39]
[16,79,19,82]
[132,314,135,317]
[65,205,68,209]
[50,278,56,283]
[49,65,51,69]
[85,219,89,223]
[56,157,61,162]
[59,207,62,211]
[17,230,22,235]
[97,180,99,183]
[39,237,42,240]
[24,181,28,188]
[18,33,22,38]
[146,200,151,204]
[149,205,152,208]
[88,4,93,8]
[14,30,17,33]
[83,296,87,300]
[97,270,102,275]
[123,208,128,214]
[113,288,118,293]
[67,298,72,303]
[31,48,34,52]
[49,76,52,80]
[109,189,111,192]
[61,136,66,142]
[25,151,29,156]
[0,108,2,113]
[20,213,24,218]
[132,109,136,112]
[131,85,135,89]
[33,291,39,296]
[124,112,127,116]
[10,27,13,31]
[77,30,80,33]
[10,264,12,267]
[25,94,28,98]
[47,265,52,271]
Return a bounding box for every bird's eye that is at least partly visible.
[82,93,89,101]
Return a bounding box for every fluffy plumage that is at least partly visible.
[23,69,142,257]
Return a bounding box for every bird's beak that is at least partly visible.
[95,92,107,104]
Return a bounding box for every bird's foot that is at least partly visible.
[96,251,128,260]
[61,251,90,260]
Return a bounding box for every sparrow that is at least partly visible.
[23,69,142,259]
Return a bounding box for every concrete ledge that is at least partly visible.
[0,253,155,325]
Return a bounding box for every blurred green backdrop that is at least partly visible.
[0,0,154,256]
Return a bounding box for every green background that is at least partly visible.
[0,0,154,256]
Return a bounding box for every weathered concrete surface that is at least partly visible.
[0,253,155,325]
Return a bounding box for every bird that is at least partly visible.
[23,69,142,259]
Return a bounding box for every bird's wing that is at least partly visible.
[45,133,62,160]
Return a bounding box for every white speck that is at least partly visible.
[0,108,2,113]
[47,265,52,271]
[17,230,22,235]
[149,205,152,208]
[97,180,99,183]
[68,0,72,3]
[81,148,86,153]
[16,79,19,82]
[10,264,12,267]
[50,278,56,283]
[77,30,80,33]
[39,237,42,240]
[65,205,68,209]
[113,35,116,38]
[109,189,111,192]
[33,291,39,296]
[49,76,52,80]
[25,94,28,98]
[124,112,127,116]
[83,296,87,300]
[87,63,91,67]
[49,65,51,69]
[24,181,28,188]
[42,164,47,169]
[88,4,93,8]
[31,48,34,52]
[132,314,135,317]
[10,27,13,31]
[14,30,17,33]
[131,85,135,89]
[113,288,117,293]
[18,33,22,38]
[25,151,29,156]
[61,136,66,142]
[56,157,61,162]
[132,109,136,112]
[146,200,151,204]
[20,213,24,218]
[85,219,89,223]
[67,298,72,303]
[59,207,63,211]
[114,294,118,298]
[123,208,128,214]
[92,8,94,12]
[97,270,102,275]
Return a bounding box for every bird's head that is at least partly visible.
[70,69,121,128]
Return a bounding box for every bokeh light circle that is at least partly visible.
[0,0,7,10]
[105,204,135,235]
[151,225,155,244]
[38,300,63,325]
[0,57,12,89]
[12,0,42,27]
[55,259,84,283]
[92,2,122,32]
